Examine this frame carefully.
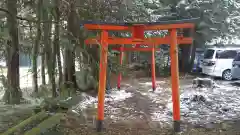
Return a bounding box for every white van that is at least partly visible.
[201,46,240,80]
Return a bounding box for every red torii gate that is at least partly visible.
[82,18,198,132]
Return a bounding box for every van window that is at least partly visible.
[216,50,237,59]
[204,49,215,59]
[234,53,240,61]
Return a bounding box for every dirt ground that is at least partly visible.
[2,73,240,135]
[57,75,240,135]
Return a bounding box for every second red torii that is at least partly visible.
[85,36,192,46]
[84,31,193,91]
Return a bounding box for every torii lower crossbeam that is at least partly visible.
[82,19,198,133]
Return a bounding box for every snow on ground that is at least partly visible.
[73,89,133,112]
[1,69,240,129]
[141,87,171,104]
[74,93,98,111]
[70,88,135,122]
[144,80,240,127]
[139,81,166,86]
[139,80,171,105]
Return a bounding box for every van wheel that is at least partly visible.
[222,69,232,81]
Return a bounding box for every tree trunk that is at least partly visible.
[54,0,62,87]
[42,3,53,89]
[5,0,21,104]
[66,50,73,88]
[86,46,99,80]
[41,47,46,85]
[189,41,197,70]
[179,29,192,73]
[4,41,11,103]
[71,51,77,89]
[63,50,68,83]
[56,44,62,86]
[64,0,79,92]
[50,40,57,98]
[75,46,82,70]
[63,49,77,91]
[50,0,63,97]
[179,45,191,72]
[32,0,42,93]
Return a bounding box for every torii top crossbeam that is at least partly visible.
[81,18,199,133]
[82,18,198,30]
[83,18,198,50]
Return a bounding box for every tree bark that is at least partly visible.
[179,29,192,73]
[42,2,53,89]
[41,47,46,85]
[50,0,63,97]
[54,0,63,87]
[56,45,62,86]
[179,45,191,72]
[5,0,21,104]
[64,0,79,92]
[32,0,42,93]
[63,49,77,91]
[63,49,68,83]
[189,41,197,70]
[89,46,99,80]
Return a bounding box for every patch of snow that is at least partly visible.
[71,109,80,115]
[147,87,165,93]
[106,105,138,122]
[145,88,170,104]
[0,88,4,99]
[207,37,240,45]
[75,93,98,111]
[0,61,6,67]
[139,81,166,86]
[106,105,122,121]
[105,90,132,102]
[151,83,240,126]
[73,89,133,112]
[138,85,171,105]
[124,84,132,87]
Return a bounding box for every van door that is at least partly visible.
[215,50,237,76]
